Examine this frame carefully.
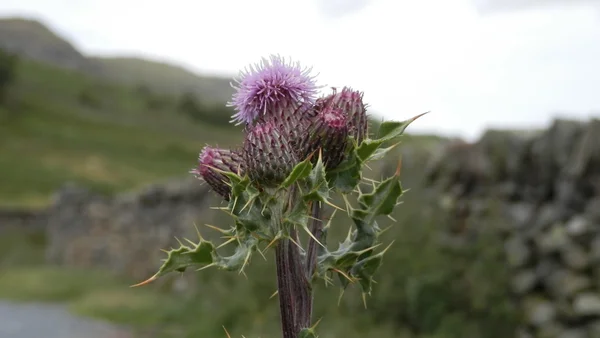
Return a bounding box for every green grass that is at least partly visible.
[0,58,241,207]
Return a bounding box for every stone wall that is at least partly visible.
[41,178,221,282]
[425,118,600,338]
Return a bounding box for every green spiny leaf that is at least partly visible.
[304,154,329,202]
[280,157,312,189]
[326,148,361,194]
[355,174,403,224]
[155,240,216,277]
[375,112,428,143]
[222,171,250,198]
[356,139,383,163]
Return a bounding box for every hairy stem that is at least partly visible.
[276,240,297,338]
[302,201,324,326]
[289,229,312,330]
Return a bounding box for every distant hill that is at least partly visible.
[92,57,234,104]
[0,17,103,74]
[0,17,234,105]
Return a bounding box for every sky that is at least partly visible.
[1,0,600,141]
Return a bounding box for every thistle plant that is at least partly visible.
[132,54,426,338]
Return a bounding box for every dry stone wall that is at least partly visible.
[426,118,600,338]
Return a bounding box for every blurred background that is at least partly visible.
[0,0,599,337]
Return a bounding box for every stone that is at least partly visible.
[573,293,600,316]
[561,243,590,270]
[507,203,535,229]
[590,236,600,263]
[535,224,571,254]
[585,198,600,224]
[512,270,538,294]
[588,320,600,338]
[566,216,591,237]
[559,329,588,338]
[524,296,557,326]
[505,235,531,268]
[545,270,591,299]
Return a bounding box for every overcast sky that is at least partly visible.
[1,0,600,140]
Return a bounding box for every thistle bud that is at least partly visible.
[243,121,299,187]
[303,107,349,169]
[316,87,368,144]
[191,147,245,201]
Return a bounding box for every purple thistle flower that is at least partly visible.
[191,146,245,201]
[228,55,320,125]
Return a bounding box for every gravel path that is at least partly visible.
[0,301,132,338]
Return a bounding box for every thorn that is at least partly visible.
[354,242,383,255]
[337,288,345,307]
[324,209,337,230]
[263,235,280,254]
[130,274,158,287]
[217,237,237,249]
[364,163,372,171]
[239,196,254,213]
[394,156,402,177]
[204,224,229,234]
[174,237,185,247]
[302,225,325,248]
[160,249,170,254]
[387,214,397,222]
[269,290,279,299]
[310,317,323,331]
[379,240,396,255]
[239,251,252,275]
[193,222,204,241]
[378,224,394,235]
[341,195,352,215]
[257,246,268,261]
[288,236,302,250]
[196,263,217,271]
[362,292,368,309]
[232,196,239,212]
[183,237,197,247]
[223,326,232,338]
[323,199,345,212]
[333,268,354,283]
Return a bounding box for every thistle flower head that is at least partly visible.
[228,55,320,125]
[243,120,299,187]
[302,105,350,169]
[317,87,368,144]
[191,146,245,200]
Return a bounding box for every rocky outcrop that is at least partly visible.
[426,118,600,338]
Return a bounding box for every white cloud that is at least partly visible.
[1,0,600,141]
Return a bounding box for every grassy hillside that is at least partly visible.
[93,57,234,105]
[0,57,241,207]
[0,17,234,105]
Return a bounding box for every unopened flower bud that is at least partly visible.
[316,87,368,144]
[302,107,349,169]
[243,121,299,187]
[191,147,245,200]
